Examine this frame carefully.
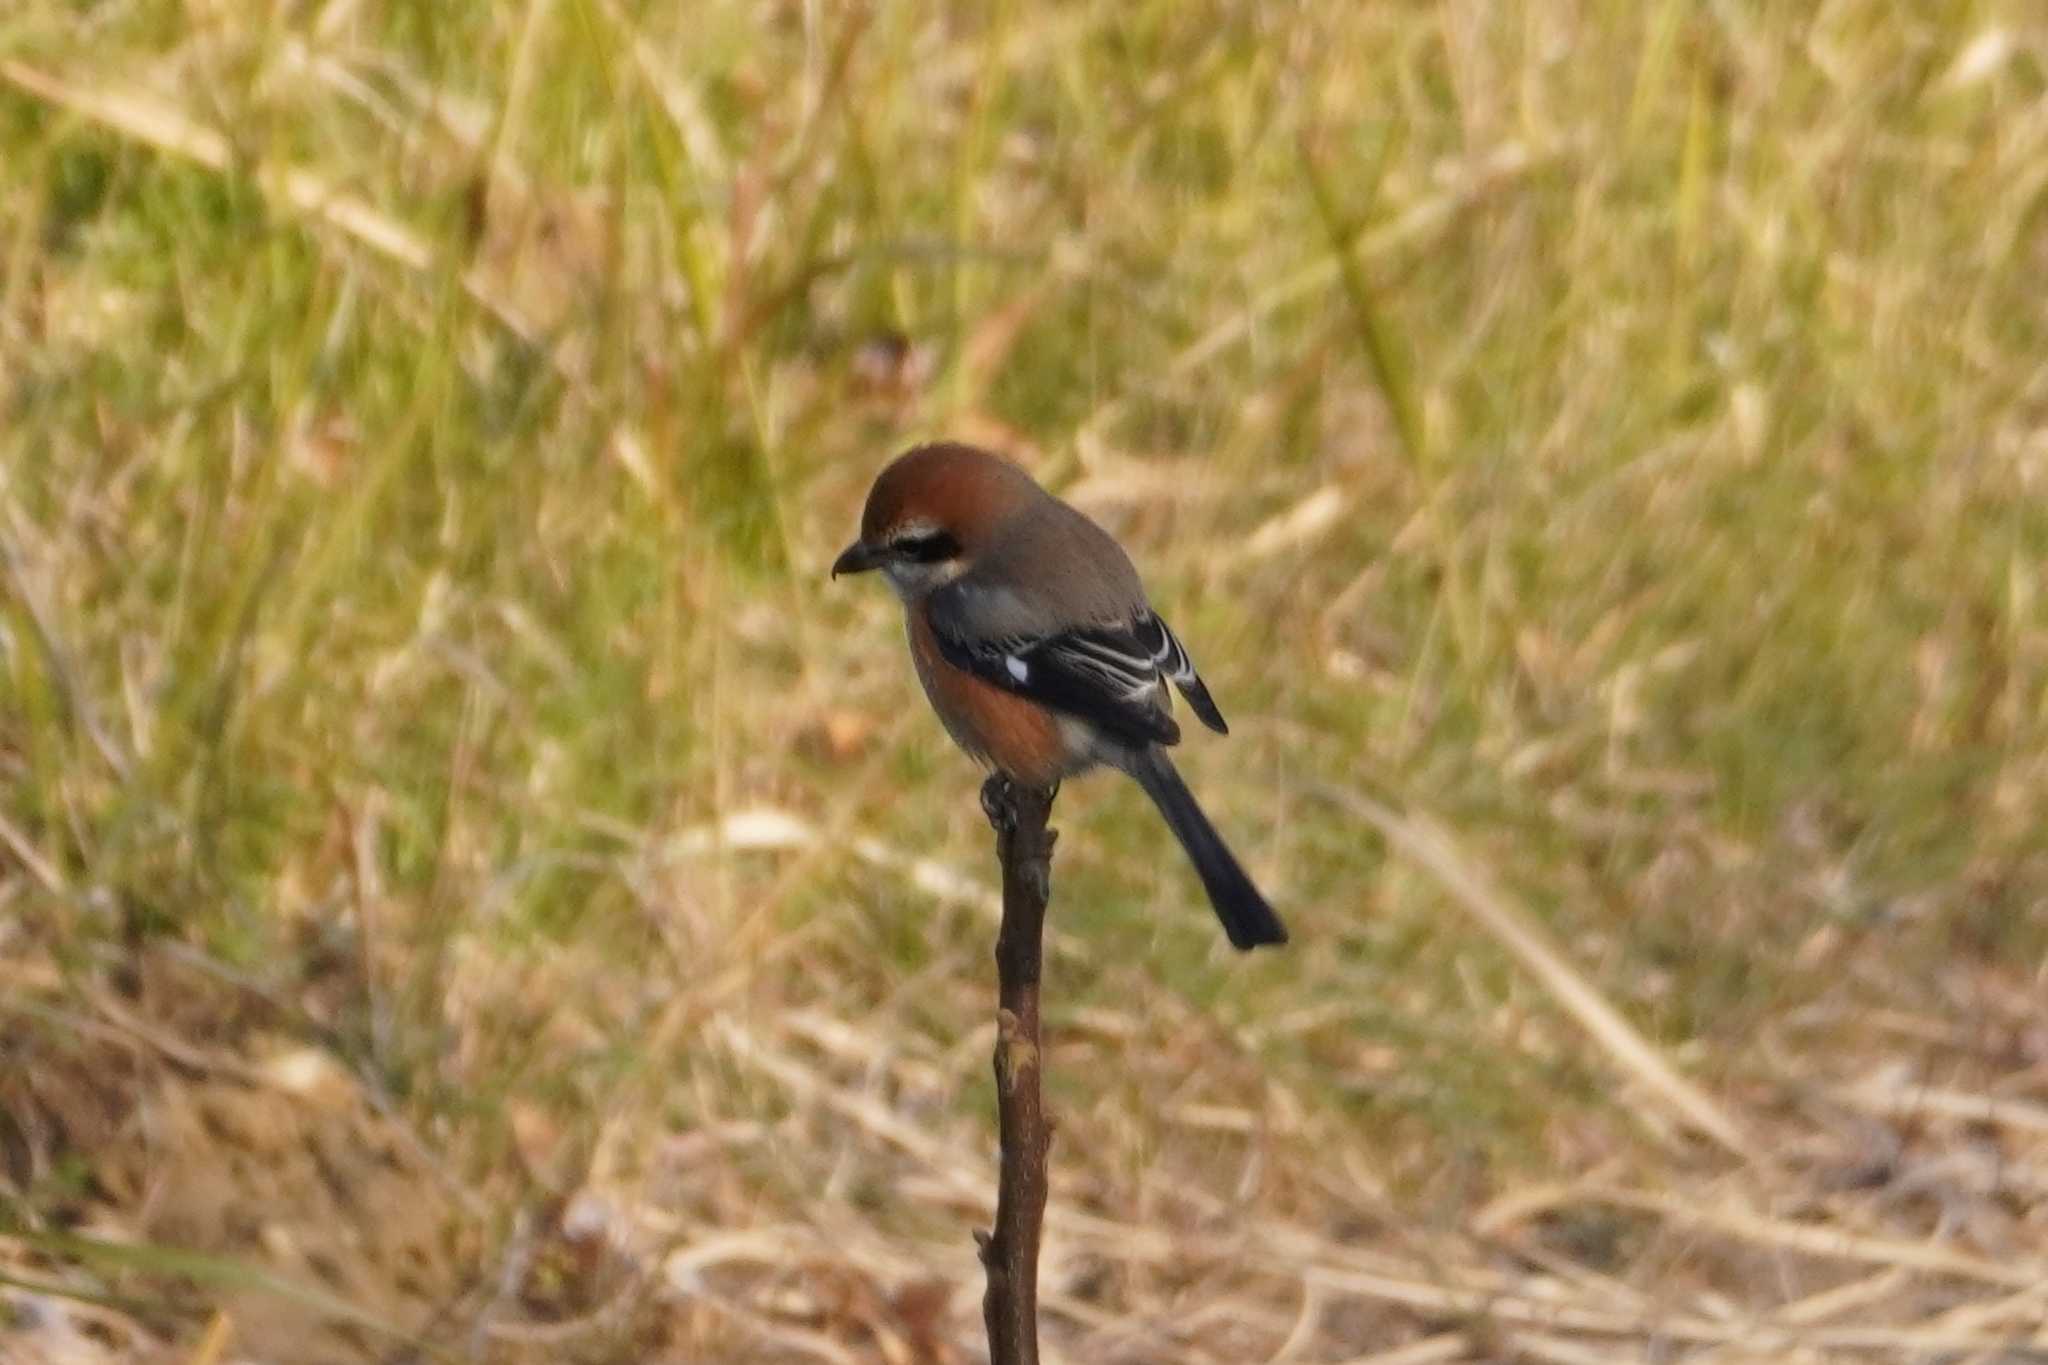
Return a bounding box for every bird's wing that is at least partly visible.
[927,593,1227,749]
[1139,611,1230,736]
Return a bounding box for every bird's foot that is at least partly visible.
[981,774,1059,836]
[980,773,1017,834]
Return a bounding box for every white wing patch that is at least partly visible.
[1005,655,1031,682]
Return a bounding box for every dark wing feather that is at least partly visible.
[926,602,1231,749]
[927,615,1182,749]
[1136,613,1229,735]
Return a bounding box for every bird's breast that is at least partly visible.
[906,608,1076,788]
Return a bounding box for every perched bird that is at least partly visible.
[832,442,1287,950]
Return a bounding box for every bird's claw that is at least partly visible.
[981,773,1018,833]
[983,774,1061,837]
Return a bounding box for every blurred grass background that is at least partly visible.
[3,2,2047,1361]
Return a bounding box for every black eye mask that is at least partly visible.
[894,531,961,564]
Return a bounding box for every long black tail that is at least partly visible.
[1127,748,1288,951]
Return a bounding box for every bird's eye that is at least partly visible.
[893,530,961,563]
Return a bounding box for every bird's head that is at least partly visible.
[832,443,1036,600]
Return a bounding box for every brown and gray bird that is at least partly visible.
[832,442,1287,950]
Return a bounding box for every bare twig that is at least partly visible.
[976,774,1057,1365]
[1832,1072,2048,1137]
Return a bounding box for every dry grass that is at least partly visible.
[3,2,2047,1361]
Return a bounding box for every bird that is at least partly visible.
[832,441,1287,951]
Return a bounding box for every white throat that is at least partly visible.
[882,558,967,600]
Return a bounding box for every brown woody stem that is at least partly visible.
[976,773,1056,1365]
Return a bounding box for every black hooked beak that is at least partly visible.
[831,540,887,578]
